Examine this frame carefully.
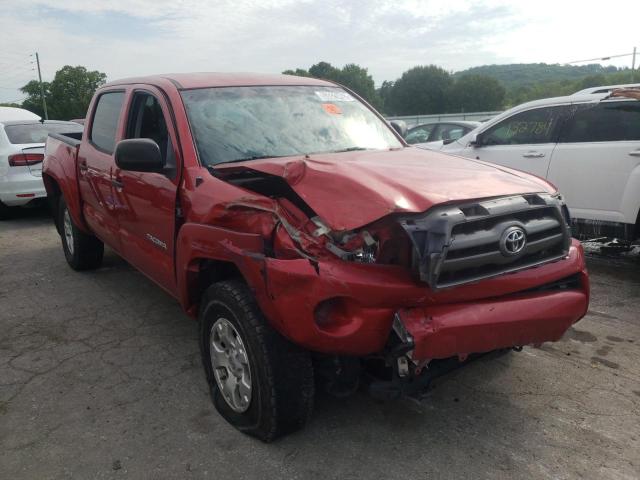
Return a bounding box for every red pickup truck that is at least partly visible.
[43,73,589,441]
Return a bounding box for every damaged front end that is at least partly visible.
[211,166,414,269]
[199,163,588,400]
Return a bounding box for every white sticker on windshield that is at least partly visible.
[315,90,355,102]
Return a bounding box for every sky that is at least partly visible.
[0,0,638,103]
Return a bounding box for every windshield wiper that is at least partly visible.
[327,147,369,154]
[212,154,292,167]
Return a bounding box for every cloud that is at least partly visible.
[1,0,638,103]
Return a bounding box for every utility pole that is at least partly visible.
[632,47,637,82]
[35,52,48,120]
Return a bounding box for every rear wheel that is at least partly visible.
[59,197,104,270]
[0,201,14,220]
[199,280,314,442]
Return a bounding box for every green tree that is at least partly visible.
[282,68,310,77]
[283,61,381,109]
[308,61,341,81]
[448,74,506,112]
[20,80,51,117]
[387,65,452,115]
[376,80,394,114]
[20,65,107,120]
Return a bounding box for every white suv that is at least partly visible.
[0,116,83,219]
[433,92,640,240]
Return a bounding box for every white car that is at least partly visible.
[405,120,481,149]
[431,91,640,240]
[0,117,83,219]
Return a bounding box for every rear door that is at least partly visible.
[547,99,640,225]
[113,88,180,293]
[468,105,568,178]
[78,90,126,252]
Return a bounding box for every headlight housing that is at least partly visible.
[553,193,572,228]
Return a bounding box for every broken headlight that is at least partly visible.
[311,217,379,263]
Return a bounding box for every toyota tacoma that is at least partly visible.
[42,73,589,441]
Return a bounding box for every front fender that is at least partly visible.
[175,223,266,315]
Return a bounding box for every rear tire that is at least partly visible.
[0,201,14,220]
[59,197,104,270]
[199,280,314,442]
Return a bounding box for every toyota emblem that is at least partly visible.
[500,226,526,256]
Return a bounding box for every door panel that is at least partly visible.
[471,143,556,178]
[78,91,125,251]
[113,88,180,293]
[463,105,569,178]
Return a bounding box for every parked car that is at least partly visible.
[405,120,480,147]
[42,73,589,441]
[0,106,41,122]
[433,92,640,240]
[0,119,83,219]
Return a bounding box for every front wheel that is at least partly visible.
[199,280,314,442]
[59,197,104,270]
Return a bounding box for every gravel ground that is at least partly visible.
[1,210,639,480]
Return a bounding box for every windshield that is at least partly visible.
[4,122,83,144]
[181,86,402,166]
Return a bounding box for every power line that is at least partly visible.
[564,52,634,65]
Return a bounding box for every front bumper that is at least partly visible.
[253,240,589,358]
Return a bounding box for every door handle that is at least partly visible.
[111,178,123,189]
[628,150,640,157]
[522,152,545,158]
[78,161,87,172]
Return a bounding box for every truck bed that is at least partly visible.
[48,131,83,148]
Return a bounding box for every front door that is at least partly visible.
[465,105,569,178]
[112,88,180,294]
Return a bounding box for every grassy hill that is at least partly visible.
[454,63,636,106]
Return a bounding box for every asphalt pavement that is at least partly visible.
[1,209,639,479]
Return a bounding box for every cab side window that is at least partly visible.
[482,106,566,146]
[126,93,176,174]
[90,92,125,153]
[559,101,640,143]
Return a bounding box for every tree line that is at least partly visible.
[2,62,636,120]
[284,62,506,115]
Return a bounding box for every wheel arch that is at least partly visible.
[175,223,267,317]
[42,172,62,234]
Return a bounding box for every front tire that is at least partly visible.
[199,280,314,442]
[59,197,104,270]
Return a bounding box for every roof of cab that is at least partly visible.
[103,72,336,89]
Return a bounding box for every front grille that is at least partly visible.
[399,194,571,289]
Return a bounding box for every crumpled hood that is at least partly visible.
[215,147,554,231]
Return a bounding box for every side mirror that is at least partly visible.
[442,138,456,145]
[115,138,164,173]
[390,120,408,138]
[469,132,484,147]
